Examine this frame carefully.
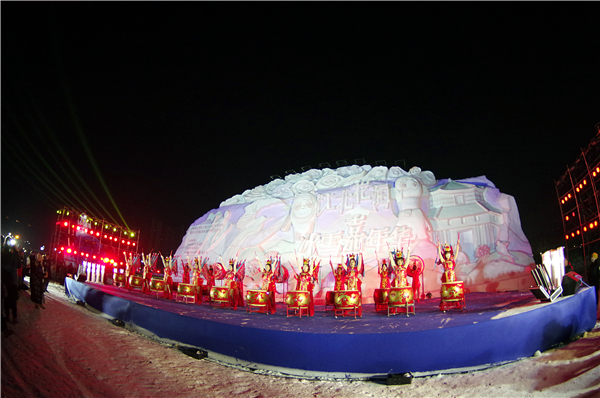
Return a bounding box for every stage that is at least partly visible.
[64,278,597,378]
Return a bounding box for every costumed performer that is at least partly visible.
[141,253,153,294]
[378,257,391,289]
[390,246,411,288]
[291,257,319,317]
[124,253,134,290]
[161,254,174,299]
[407,256,424,302]
[437,239,460,283]
[257,255,286,314]
[191,257,204,304]
[330,257,347,291]
[182,257,191,284]
[344,253,364,316]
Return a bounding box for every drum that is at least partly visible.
[285,291,310,308]
[388,287,415,317]
[373,288,390,313]
[388,287,413,306]
[210,286,230,302]
[128,275,143,289]
[114,273,127,285]
[246,289,269,306]
[177,283,197,296]
[441,281,465,301]
[149,278,165,292]
[440,281,466,311]
[333,290,361,309]
[325,291,335,305]
[373,288,389,304]
[246,289,269,314]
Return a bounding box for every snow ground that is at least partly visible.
[2,281,599,398]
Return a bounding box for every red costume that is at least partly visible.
[292,258,319,316]
[378,259,391,289]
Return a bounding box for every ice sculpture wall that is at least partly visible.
[174,165,535,302]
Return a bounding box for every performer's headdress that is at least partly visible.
[442,243,454,256]
[395,251,404,261]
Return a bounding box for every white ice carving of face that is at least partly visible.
[292,194,316,220]
[395,176,422,199]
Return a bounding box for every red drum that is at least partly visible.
[114,273,127,286]
[285,291,310,317]
[210,286,230,303]
[246,289,269,314]
[373,288,390,313]
[176,283,198,303]
[325,291,335,312]
[149,278,165,291]
[440,281,466,311]
[333,290,361,318]
[128,275,143,290]
[388,287,415,317]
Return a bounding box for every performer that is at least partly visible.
[345,254,364,292]
[257,256,283,314]
[378,258,391,289]
[390,246,411,288]
[124,253,134,290]
[330,258,347,291]
[223,259,245,310]
[407,257,424,302]
[182,257,191,284]
[344,253,364,317]
[437,239,460,283]
[203,261,221,303]
[291,258,319,316]
[191,257,204,304]
[161,254,174,299]
[141,253,153,294]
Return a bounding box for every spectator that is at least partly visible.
[2,245,22,323]
[30,251,47,309]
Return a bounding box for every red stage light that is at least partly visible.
[132,243,136,247]
[89,230,93,235]
[566,216,569,221]
[127,241,131,245]
[576,187,580,192]
[577,230,580,235]
[67,248,72,253]
[104,235,108,238]
[60,246,65,251]
[96,232,100,236]
[63,221,69,227]
[74,251,78,255]
[584,180,587,185]
[561,200,565,204]
[594,171,597,177]
[595,221,598,226]
[597,167,599,173]
[86,254,89,258]
[122,239,125,244]
[568,194,572,198]
[572,212,575,216]
[93,255,96,259]
[571,232,575,237]
[584,227,587,232]
[566,235,569,240]
[590,223,594,229]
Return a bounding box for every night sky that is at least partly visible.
[2,3,599,260]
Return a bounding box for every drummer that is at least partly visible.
[378,258,391,289]
[257,257,278,314]
[437,239,460,283]
[390,247,411,288]
[329,259,347,291]
[291,258,319,317]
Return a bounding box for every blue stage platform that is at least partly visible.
[64,278,597,378]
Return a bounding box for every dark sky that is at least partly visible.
[2,3,599,257]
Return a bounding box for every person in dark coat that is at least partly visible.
[2,246,22,322]
[30,252,47,309]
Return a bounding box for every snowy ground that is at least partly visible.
[2,281,600,398]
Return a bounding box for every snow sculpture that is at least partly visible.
[174,166,535,303]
